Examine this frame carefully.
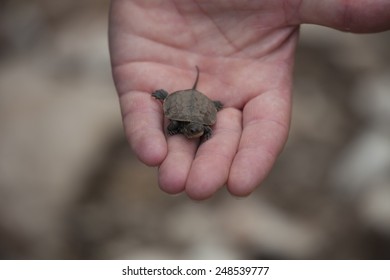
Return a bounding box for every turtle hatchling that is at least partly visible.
[152,66,223,141]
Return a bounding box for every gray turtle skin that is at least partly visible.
[152,67,223,141]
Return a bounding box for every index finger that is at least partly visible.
[227,89,291,196]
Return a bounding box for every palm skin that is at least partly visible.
[109,0,390,200]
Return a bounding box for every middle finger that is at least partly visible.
[185,108,242,200]
[157,120,199,194]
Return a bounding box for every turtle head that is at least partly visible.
[182,123,204,138]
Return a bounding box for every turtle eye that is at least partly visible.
[189,124,203,134]
[185,124,204,138]
[190,127,199,133]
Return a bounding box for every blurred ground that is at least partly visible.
[1,1,390,259]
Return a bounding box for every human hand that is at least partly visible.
[109,0,390,199]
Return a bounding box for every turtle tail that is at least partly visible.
[192,65,200,90]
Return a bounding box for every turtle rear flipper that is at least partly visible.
[213,101,223,111]
[152,89,169,101]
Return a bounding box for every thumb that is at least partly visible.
[299,0,390,33]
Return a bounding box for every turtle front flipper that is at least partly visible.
[167,120,181,135]
[202,126,213,141]
[152,89,169,101]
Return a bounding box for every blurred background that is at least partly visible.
[1,0,390,259]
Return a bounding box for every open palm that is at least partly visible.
[109,0,390,199]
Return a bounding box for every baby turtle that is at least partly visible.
[152,66,223,141]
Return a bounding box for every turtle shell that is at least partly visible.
[163,89,217,125]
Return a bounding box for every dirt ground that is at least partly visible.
[1,1,390,259]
